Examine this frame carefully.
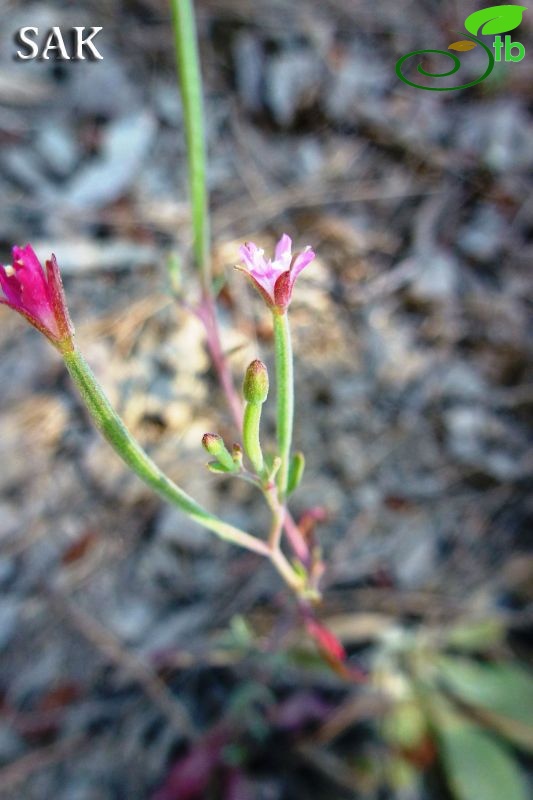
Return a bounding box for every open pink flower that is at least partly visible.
[237,234,315,311]
[0,245,74,351]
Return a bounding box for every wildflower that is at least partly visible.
[237,234,315,311]
[0,245,74,351]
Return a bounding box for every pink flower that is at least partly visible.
[237,234,315,311]
[0,245,74,351]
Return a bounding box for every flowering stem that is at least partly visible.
[63,350,268,557]
[197,295,243,431]
[272,310,293,498]
[170,0,210,290]
[170,0,243,430]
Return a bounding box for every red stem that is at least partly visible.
[197,292,243,432]
[283,511,310,565]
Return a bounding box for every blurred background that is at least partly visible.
[0,1,532,798]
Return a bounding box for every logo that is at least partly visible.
[396,4,526,91]
[14,27,104,61]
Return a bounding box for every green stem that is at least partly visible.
[63,350,268,557]
[242,402,264,476]
[273,310,293,498]
[265,486,284,551]
[170,0,210,289]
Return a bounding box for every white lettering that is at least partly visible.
[41,27,71,60]
[16,27,39,60]
[73,27,103,60]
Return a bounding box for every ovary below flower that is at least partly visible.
[0,245,74,351]
[237,233,315,311]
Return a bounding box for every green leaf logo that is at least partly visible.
[464,5,527,36]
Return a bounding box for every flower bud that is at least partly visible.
[201,433,235,472]
[243,359,269,405]
[0,245,74,352]
[232,443,243,469]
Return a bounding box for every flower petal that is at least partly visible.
[0,265,23,307]
[274,233,292,265]
[291,247,315,279]
[45,255,75,340]
[239,242,264,271]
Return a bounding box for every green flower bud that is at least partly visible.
[243,359,269,405]
[201,433,235,472]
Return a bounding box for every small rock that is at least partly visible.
[107,599,154,645]
[233,31,264,114]
[406,248,459,304]
[264,48,322,126]
[36,122,80,178]
[64,112,157,209]
[0,598,19,652]
[457,205,508,263]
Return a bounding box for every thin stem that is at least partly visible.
[197,295,243,430]
[243,401,264,476]
[170,0,210,289]
[263,485,284,551]
[272,310,294,498]
[170,1,243,429]
[283,512,310,565]
[270,547,305,594]
[63,350,267,558]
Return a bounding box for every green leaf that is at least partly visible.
[207,460,234,474]
[464,5,527,36]
[382,701,428,749]
[287,452,305,496]
[435,656,533,752]
[444,618,505,652]
[436,712,528,800]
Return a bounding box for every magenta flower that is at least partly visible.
[0,245,74,351]
[237,234,315,311]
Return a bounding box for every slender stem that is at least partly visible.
[272,310,294,498]
[170,0,210,289]
[198,295,243,430]
[283,512,310,565]
[265,488,284,551]
[170,1,243,429]
[271,547,305,594]
[63,350,268,557]
[243,402,264,476]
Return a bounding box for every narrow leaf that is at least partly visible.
[287,452,305,496]
[435,656,533,752]
[437,718,528,800]
[444,618,504,652]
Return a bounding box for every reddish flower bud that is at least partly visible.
[0,245,74,351]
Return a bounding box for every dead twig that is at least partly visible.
[44,589,198,739]
[0,735,87,797]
